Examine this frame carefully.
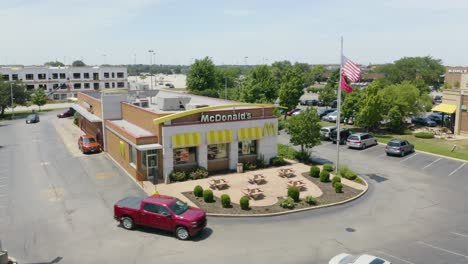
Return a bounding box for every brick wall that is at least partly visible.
[106,130,138,180]
[121,103,161,135]
[77,93,102,119]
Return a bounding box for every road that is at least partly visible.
[0,111,468,263]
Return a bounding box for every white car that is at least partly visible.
[292,109,303,116]
[329,253,391,264]
[323,111,338,122]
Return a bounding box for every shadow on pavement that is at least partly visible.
[115,224,213,241]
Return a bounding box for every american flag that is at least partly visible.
[342,56,361,83]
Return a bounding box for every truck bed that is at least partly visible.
[115,196,143,210]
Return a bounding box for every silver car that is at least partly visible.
[323,111,338,122]
[385,139,414,157]
[320,126,337,140]
[346,133,377,149]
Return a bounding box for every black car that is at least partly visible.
[329,100,337,108]
[304,99,318,106]
[330,129,352,144]
[411,117,437,127]
[318,108,336,118]
[26,114,40,124]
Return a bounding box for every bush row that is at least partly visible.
[414,132,434,139]
[169,167,209,182]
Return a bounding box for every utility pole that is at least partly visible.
[225,77,227,100]
[148,50,154,90]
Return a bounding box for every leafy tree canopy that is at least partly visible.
[44,61,65,67]
[31,88,48,110]
[0,81,29,117]
[186,57,217,92]
[72,60,86,67]
[278,67,304,111]
[286,107,322,153]
[240,65,278,103]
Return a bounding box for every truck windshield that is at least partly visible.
[169,199,189,215]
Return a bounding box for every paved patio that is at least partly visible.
[140,161,366,207]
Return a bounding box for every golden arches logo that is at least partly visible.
[263,123,276,136]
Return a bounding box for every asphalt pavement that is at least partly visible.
[0,111,468,263]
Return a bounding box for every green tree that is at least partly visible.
[240,65,278,103]
[0,81,29,117]
[375,56,445,93]
[31,88,48,111]
[355,82,384,131]
[310,65,326,83]
[44,61,65,67]
[187,57,218,92]
[319,69,339,107]
[278,67,304,111]
[72,60,86,67]
[294,62,314,87]
[271,60,292,83]
[341,89,363,121]
[286,108,322,153]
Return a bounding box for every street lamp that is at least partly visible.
[148,50,155,90]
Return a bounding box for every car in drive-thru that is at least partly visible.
[114,194,207,240]
[77,135,101,154]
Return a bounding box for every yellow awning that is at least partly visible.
[432,103,456,114]
[172,133,201,148]
[207,130,232,144]
[238,127,262,141]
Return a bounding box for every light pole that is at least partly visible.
[10,82,14,120]
[148,50,154,89]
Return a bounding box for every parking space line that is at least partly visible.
[400,153,419,163]
[422,158,442,169]
[418,241,468,258]
[376,251,416,264]
[448,163,466,176]
[451,232,468,238]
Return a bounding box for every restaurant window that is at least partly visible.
[142,149,158,168]
[129,146,136,166]
[208,143,229,160]
[173,147,197,165]
[238,140,257,156]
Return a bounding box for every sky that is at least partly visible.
[1,0,468,66]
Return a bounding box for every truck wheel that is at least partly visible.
[121,217,134,230]
[175,226,189,240]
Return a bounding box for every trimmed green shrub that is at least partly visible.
[221,194,231,208]
[278,144,298,160]
[280,197,295,209]
[310,166,320,178]
[270,156,286,167]
[203,189,214,203]
[323,164,334,172]
[334,182,343,193]
[294,151,311,163]
[332,176,341,187]
[240,196,250,210]
[189,167,209,180]
[287,186,300,202]
[193,185,203,197]
[305,196,318,205]
[256,159,267,169]
[243,162,257,171]
[319,170,330,182]
[169,171,188,182]
[355,177,364,184]
[339,166,357,180]
[414,132,434,139]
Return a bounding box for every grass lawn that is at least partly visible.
[0,109,54,120]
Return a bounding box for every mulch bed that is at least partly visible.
[182,172,364,215]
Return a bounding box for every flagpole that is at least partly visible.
[336,36,343,174]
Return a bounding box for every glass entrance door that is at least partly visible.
[143,149,158,184]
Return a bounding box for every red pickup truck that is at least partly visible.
[114,194,207,240]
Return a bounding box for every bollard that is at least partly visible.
[451,145,457,152]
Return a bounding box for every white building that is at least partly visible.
[0,66,128,100]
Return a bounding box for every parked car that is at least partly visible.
[25,114,40,124]
[114,194,207,240]
[165,83,175,88]
[329,100,338,108]
[330,129,352,144]
[287,108,301,116]
[77,135,101,154]
[320,126,337,140]
[305,99,318,106]
[318,108,336,118]
[346,133,378,149]
[292,109,304,116]
[427,113,450,125]
[329,253,391,264]
[57,108,75,118]
[323,111,338,122]
[385,139,414,157]
[411,117,437,127]
[433,95,442,104]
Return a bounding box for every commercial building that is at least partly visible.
[72,90,278,185]
[444,67,468,89]
[434,89,468,136]
[0,66,128,100]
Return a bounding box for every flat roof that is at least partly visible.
[108,120,155,137]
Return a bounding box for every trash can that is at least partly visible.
[237,163,244,173]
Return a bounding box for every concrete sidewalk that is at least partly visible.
[5,103,72,112]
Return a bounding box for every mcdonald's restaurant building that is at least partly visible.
[73,90,278,185]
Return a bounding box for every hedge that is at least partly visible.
[305,196,318,205]
[332,176,341,187]
[240,196,250,210]
[310,166,320,178]
[270,156,286,167]
[414,132,434,139]
[319,170,330,182]
[193,185,203,197]
[221,194,231,208]
[287,186,300,202]
[323,164,335,172]
[203,189,214,203]
[280,197,295,209]
[334,182,343,193]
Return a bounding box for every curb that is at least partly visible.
[206,177,369,217]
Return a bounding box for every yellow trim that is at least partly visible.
[238,127,262,141]
[172,133,201,148]
[207,130,232,144]
[119,141,125,157]
[263,122,276,136]
[432,103,456,114]
[153,103,284,125]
